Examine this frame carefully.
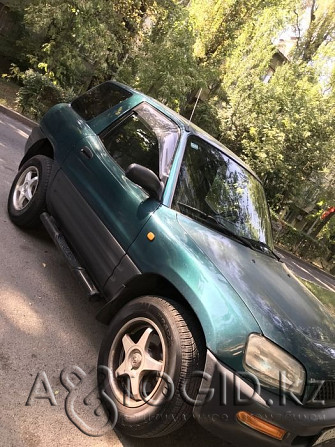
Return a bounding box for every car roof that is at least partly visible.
[111,81,261,182]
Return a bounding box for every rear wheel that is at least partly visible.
[98,296,205,438]
[8,155,53,228]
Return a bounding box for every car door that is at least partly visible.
[50,102,179,288]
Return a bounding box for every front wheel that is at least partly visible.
[98,296,205,438]
[8,155,53,228]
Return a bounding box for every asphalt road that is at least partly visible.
[276,248,335,292]
[0,112,225,446]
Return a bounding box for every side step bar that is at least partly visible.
[40,212,99,298]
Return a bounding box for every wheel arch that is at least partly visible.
[97,267,262,371]
[97,272,206,342]
[20,140,54,169]
[20,127,54,169]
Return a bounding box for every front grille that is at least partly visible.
[315,381,335,403]
[305,381,335,407]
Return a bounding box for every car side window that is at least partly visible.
[71,82,131,121]
[100,102,180,181]
[100,112,160,177]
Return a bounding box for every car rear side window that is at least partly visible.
[71,82,131,121]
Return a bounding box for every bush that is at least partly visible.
[17,69,75,121]
[271,211,331,265]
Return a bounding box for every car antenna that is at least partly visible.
[188,88,202,124]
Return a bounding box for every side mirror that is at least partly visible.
[125,163,163,201]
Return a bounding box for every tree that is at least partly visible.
[17,1,127,89]
[14,0,176,91]
[185,0,335,208]
[118,4,208,111]
[295,0,335,63]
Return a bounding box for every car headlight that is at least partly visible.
[244,334,306,396]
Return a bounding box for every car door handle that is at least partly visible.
[80,146,93,159]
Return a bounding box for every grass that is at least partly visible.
[0,78,19,111]
[301,279,335,317]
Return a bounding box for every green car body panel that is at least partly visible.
[126,204,262,372]
[125,204,335,381]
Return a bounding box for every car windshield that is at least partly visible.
[173,136,273,248]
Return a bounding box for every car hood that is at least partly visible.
[177,215,335,380]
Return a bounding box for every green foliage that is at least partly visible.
[187,99,223,139]
[220,61,335,207]
[189,0,290,64]
[16,69,74,121]
[19,1,121,89]
[193,0,335,209]
[118,3,208,112]
[319,215,335,244]
[271,211,331,262]
[295,0,335,63]
[14,0,188,91]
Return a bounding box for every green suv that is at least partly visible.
[8,82,335,446]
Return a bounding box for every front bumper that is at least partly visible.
[194,350,335,446]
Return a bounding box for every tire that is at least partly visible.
[7,155,53,228]
[98,296,205,438]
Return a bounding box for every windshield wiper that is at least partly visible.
[177,202,255,251]
[177,202,280,260]
[246,239,281,261]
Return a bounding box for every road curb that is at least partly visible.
[0,104,37,128]
[276,246,335,280]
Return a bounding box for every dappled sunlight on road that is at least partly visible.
[1,285,44,335]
